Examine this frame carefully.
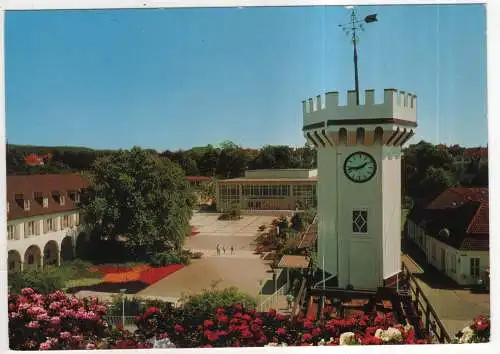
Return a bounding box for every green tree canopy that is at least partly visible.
[81,147,196,257]
[418,166,457,203]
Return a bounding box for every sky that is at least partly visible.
[5,4,487,151]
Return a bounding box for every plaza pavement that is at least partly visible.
[401,254,490,337]
[137,213,278,300]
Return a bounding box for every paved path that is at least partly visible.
[137,213,277,299]
[401,254,490,337]
[186,248,261,259]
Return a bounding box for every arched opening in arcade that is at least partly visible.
[43,241,59,266]
[8,250,22,273]
[24,245,42,270]
[60,236,75,262]
[75,232,90,259]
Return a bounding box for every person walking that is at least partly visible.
[222,245,226,255]
[230,245,234,255]
[216,244,220,256]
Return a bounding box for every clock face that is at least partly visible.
[343,151,377,183]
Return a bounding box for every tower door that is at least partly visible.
[348,241,378,290]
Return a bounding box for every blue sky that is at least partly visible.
[5,4,487,151]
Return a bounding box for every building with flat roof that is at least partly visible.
[215,169,317,212]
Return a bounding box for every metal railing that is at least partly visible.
[105,316,137,327]
[257,283,288,312]
[401,262,452,343]
[292,278,307,316]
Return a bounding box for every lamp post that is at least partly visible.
[339,7,378,105]
[119,289,126,327]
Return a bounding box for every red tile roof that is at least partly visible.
[408,187,489,251]
[7,173,88,221]
[463,147,488,159]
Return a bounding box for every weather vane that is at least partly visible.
[338,6,378,105]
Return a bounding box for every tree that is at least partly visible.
[291,212,305,231]
[403,141,454,202]
[197,146,219,176]
[471,165,488,187]
[419,167,457,203]
[197,178,216,202]
[80,147,196,259]
[215,141,251,178]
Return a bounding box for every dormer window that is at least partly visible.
[34,192,44,206]
[68,190,80,203]
[52,191,65,205]
[43,197,49,208]
[24,200,30,211]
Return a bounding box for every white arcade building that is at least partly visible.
[302,89,417,290]
[6,173,88,273]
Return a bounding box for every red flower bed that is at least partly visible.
[138,264,184,285]
[89,264,184,286]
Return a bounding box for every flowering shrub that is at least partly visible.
[8,288,112,350]
[454,315,490,343]
[134,304,430,347]
[9,288,433,349]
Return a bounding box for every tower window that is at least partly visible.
[352,209,368,234]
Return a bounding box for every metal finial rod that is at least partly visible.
[339,9,378,106]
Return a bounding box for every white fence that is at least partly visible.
[256,283,288,312]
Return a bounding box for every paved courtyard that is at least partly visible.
[138,213,277,300]
[402,254,490,337]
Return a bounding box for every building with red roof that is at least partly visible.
[7,173,88,273]
[453,147,488,169]
[405,187,489,286]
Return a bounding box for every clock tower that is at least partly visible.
[302,89,417,290]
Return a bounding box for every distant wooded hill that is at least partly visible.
[6,141,487,205]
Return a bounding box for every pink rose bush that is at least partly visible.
[454,314,490,344]
[8,288,153,350]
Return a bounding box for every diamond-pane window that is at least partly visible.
[352,210,368,234]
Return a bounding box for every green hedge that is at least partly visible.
[149,249,191,267]
[8,260,101,294]
[181,286,256,314]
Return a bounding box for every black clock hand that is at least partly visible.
[347,162,368,171]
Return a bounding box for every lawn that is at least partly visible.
[64,277,103,290]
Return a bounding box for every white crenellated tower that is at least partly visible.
[302,89,417,290]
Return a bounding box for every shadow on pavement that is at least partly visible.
[260,271,287,295]
[67,281,146,294]
[403,238,462,291]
